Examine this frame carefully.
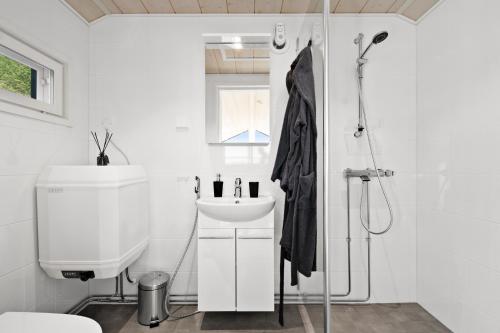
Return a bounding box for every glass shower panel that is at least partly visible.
[268,1,329,332]
[203,1,329,331]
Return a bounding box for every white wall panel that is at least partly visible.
[89,15,417,303]
[0,0,90,314]
[329,16,417,303]
[417,0,500,331]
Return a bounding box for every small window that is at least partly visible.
[0,30,64,120]
[0,46,53,103]
[0,52,36,98]
[218,87,270,144]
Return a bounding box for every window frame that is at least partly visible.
[216,84,271,144]
[0,30,64,121]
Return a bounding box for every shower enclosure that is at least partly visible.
[271,1,404,331]
[320,0,417,332]
[273,1,479,331]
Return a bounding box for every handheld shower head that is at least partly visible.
[354,31,389,138]
[372,31,388,44]
[359,31,389,59]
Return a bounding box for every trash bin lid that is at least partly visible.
[139,271,170,291]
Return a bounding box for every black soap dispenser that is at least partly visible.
[213,173,223,197]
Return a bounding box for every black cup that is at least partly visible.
[249,182,259,198]
[213,181,223,197]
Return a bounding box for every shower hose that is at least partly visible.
[357,76,394,235]
[109,134,200,320]
[164,198,200,320]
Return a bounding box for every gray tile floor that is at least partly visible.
[79,303,452,333]
[308,304,452,333]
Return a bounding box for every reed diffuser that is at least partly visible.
[91,130,112,166]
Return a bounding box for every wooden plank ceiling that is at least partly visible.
[65,0,440,23]
[205,48,270,74]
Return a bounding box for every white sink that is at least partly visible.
[196,196,275,222]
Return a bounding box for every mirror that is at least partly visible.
[205,34,271,144]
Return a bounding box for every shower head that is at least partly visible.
[372,31,388,44]
[359,31,389,60]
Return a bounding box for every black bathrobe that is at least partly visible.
[271,45,317,325]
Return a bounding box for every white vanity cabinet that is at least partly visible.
[236,228,274,311]
[197,228,236,311]
[196,199,274,312]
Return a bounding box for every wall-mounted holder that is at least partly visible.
[273,23,286,50]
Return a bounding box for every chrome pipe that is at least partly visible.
[119,272,124,300]
[336,180,371,303]
[114,276,119,296]
[330,178,371,303]
[365,180,372,300]
[322,0,332,331]
[330,177,352,298]
[66,295,138,315]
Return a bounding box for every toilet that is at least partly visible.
[0,312,101,333]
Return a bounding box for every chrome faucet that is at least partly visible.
[234,178,242,198]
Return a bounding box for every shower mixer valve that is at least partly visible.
[344,168,395,179]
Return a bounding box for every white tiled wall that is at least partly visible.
[88,15,322,297]
[328,16,417,302]
[89,15,417,303]
[417,0,500,331]
[3,0,497,321]
[0,0,90,314]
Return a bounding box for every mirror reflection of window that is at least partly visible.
[204,34,271,145]
[219,88,270,143]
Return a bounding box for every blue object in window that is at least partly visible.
[223,130,270,143]
[255,130,270,143]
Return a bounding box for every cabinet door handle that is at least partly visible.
[199,236,234,239]
[237,236,273,239]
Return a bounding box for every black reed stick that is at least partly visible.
[91,131,102,153]
[103,133,113,153]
